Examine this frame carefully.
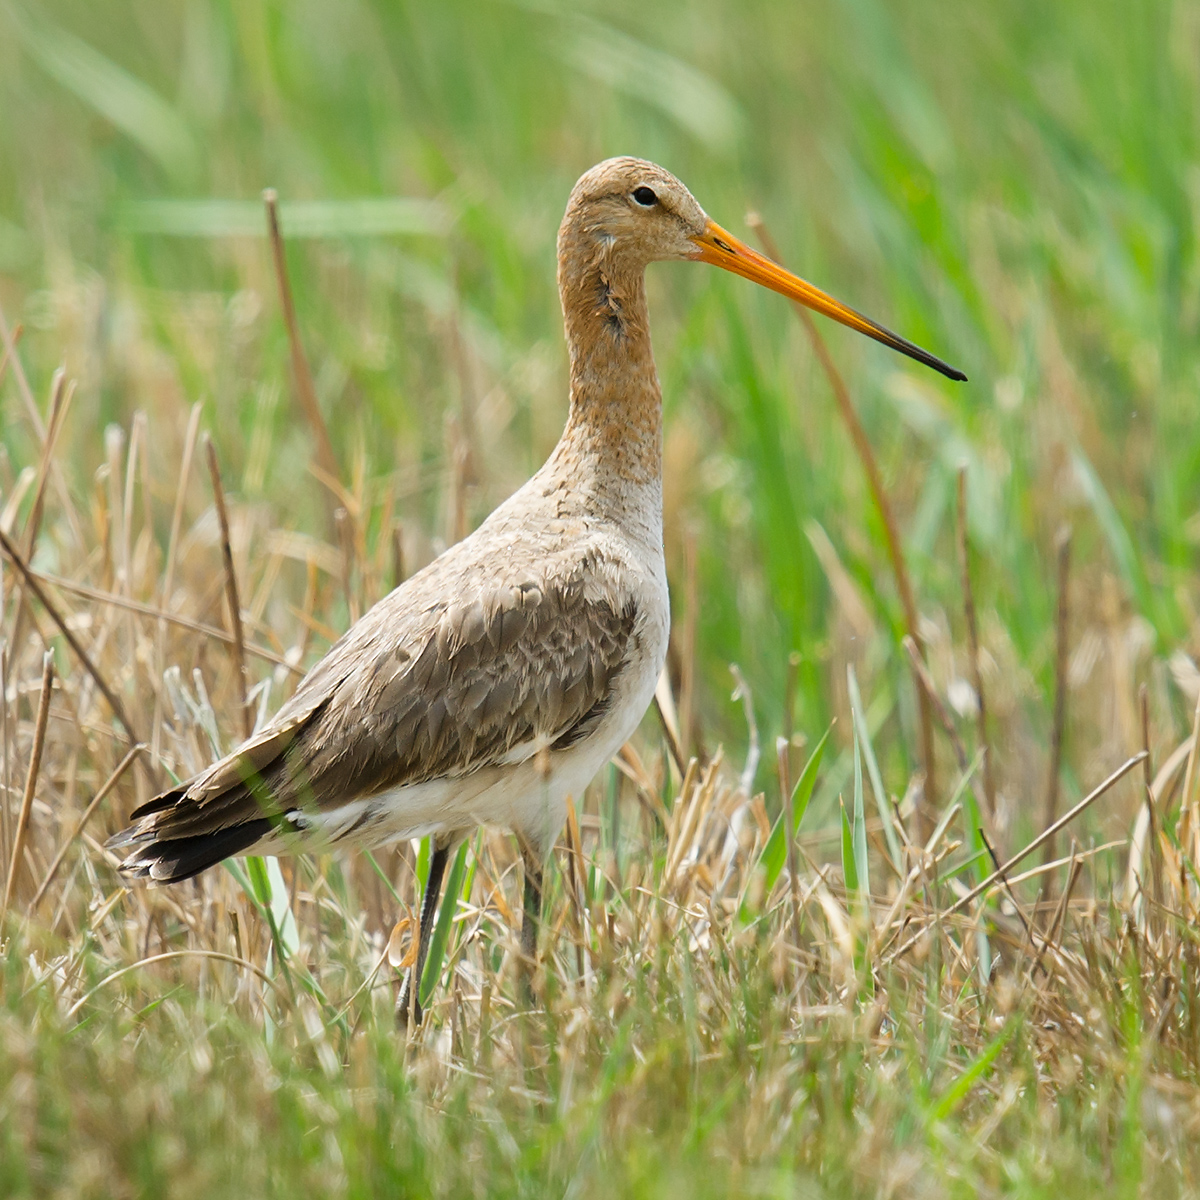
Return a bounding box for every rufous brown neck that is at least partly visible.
[548,217,663,501]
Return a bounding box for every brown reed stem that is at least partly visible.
[205,437,253,741]
[652,693,686,780]
[1043,528,1072,878]
[0,526,142,747]
[263,189,340,531]
[956,467,995,822]
[746,215,937,839]
[1,652,54,924]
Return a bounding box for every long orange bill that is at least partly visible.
[691,219,967,382]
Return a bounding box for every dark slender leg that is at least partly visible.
[396,841,450,1028]
[519,842,543,1007]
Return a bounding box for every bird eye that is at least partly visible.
[632,186,658,207]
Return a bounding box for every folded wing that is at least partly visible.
[109,564,637,882]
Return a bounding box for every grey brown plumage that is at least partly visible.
[112,537,642,881]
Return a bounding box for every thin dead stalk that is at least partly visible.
[29,569,302,676]
[263,189,340,530]
[30,742,145,909]
[66,949,286,1019]
[653,693,686,780]
[0,305,51,442]
[1029,845,1083,979]
[977,826,1034,945]
[0,526,142,747]
[745,215,937,837]
[887,751,1146,963]
[1,652,54,924]
[1044,528,1072,873]
[205,437,253,741]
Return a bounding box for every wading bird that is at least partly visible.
[109,158,964,1025]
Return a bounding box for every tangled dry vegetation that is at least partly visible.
[2,295,1200,1194]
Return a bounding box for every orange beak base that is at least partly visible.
[690,220,966,382]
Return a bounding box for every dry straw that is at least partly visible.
[0,215,1191,1143]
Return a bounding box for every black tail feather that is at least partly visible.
[116,818,274,884]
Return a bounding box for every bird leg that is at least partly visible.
[396,840,450,1029]
[519,840,543,1007]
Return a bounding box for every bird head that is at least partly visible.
[563,157,965,382]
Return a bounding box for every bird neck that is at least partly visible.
[550,237,663,512]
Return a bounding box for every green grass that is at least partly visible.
[2,0,1200,1194]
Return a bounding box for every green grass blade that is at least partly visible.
[925,748,984,853]
[419,842,468,1010]
[13,7,196,179]
[848,665,902,872]
[415,836,431,900]
[364,850,403,907]
[1070,447,1150,618]
[852,732,870,902]
[228,856,295,1002]
[761,726,832,890]
[121,197,449,239]
[265,857,299,956]
[932,1022,1014,1121]
[558,15,742,150]
[963,791,993,984]
[841,797,858,895]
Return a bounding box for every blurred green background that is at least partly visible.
[0,0,1197,831]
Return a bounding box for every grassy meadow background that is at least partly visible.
[2,0,1200,1194]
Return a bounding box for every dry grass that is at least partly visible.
[3,305,1200,1196]
[2,0,1200,1186]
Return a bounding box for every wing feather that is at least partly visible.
[109,559,638,879]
